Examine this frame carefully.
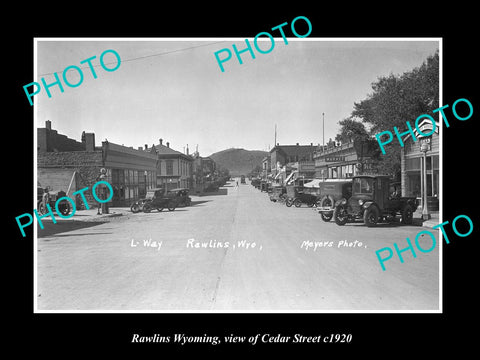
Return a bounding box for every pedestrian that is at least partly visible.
[236,180,239,187]
[96,168,107,215]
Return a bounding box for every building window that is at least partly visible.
[405,158,421,171]
[166,160,173,175]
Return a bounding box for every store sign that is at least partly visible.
[325,156,345,162]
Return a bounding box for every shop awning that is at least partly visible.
[304,179,322,188]
[285,170,298,185]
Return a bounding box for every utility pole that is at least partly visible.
[322,113,325,152]
[274,124,277,146]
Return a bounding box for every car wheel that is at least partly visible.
[294,199,302,208]
[59,201,71,216]
[334,205,348,226]
[402,205,413,225]
[321,212,333,222]
[168,202,176,211]
[157,207,164,212]
[364,206,379,227]
[285,198,293,207]
[37,200,45,215]
[131,203,140,213]
[143,203,152,213]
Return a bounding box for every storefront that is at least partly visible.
[314,140,377,179]
[102,141,158,206]
[401,119,440,210]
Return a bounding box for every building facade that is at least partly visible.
[400,119,439,210]
[269,143,316,184]
[191,153,217,194]
[37,121,158,207]
[102,142,157,206]
[313,139,377,179]
[149,139,194,191]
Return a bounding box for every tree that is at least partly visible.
[335,117,369,144]
[348,50,439,180]
[352,50,439,134]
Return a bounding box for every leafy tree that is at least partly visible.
[345,50,439,180]
[335,117,369,144]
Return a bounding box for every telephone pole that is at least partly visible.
[322,113,325,151]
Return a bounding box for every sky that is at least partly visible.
[35,38,439,156]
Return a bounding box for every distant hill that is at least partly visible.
[209,148,268,176]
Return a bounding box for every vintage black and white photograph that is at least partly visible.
[33,38,441,312]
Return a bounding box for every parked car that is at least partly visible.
[333,175,418,226]
[269,186,286,202]
[130,188,177,213]
[315,180,353,222]
[37,187,72,216]
[167,188,192,207]
[285,184,318,207]
[251,178,261,189]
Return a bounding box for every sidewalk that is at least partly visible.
[413,210,440,228]
[48,206,132,222]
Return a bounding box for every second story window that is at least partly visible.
[166,160,173,175]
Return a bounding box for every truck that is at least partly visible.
[333,175,418,227]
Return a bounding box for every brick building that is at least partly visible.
[269,143,316,184]
[313,138,378,179]
[37,121,157,207]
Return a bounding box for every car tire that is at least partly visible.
[143,203,152,213]
[286,198,293,207]
[168,203,176,211]
[294,199,302,208]
[320,212,333,222]
[334,205,348,226]
[364,206,379,227]
[401,205,413,225]
[131,203,140,213]
[37,200,45,214]
[59,201,71,216]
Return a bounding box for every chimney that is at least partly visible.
[296,142,299,146]
[138,146,143,151]
[84,132,95,151]
[186,144,189,155]
[166,142,170,148]
[144,144,148,150]
[159,138,163,145]
[45,120,52,130]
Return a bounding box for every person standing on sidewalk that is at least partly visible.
[96,168,109,215]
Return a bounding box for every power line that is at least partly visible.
[38,41,227,77]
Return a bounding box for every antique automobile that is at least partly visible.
[314,180,353,222]
[130,188,177,213]
[285,184,318,207]
[37,187,72,216]
[269,185,286,202]
[251,178,261,188]
[333,175,418,226]
[260,180,268,192]
[167,188,192,207]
